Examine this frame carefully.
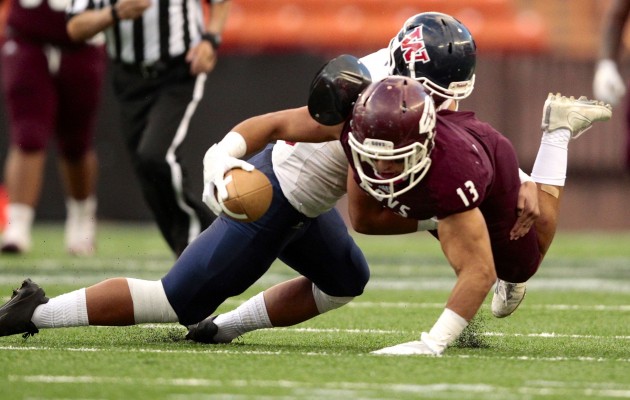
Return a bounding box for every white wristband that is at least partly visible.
[218,131,247,158]
[518,168,534,184]
[426,308,468,348]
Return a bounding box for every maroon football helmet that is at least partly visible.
[348,76,436,199]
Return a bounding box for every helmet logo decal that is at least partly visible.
[400,26,430,64]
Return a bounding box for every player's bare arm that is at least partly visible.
[346,170,418,235]
[437,208,496,321]
[230,107,343,157]
[202,107,342,215]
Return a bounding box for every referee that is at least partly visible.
[67,0,231,257]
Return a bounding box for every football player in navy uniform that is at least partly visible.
[197,76,610,355]
[187,12,540,345]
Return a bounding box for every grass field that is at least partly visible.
[1,223,630,399]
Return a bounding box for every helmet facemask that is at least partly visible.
[349,77,436,200]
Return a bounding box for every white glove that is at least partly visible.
[593,59,626,106]
[202,142,253,216]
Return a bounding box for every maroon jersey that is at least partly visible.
[5,0,76,46]
[1,0,106,158]
[342,110,542,283]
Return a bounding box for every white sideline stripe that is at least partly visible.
[8,375,630,398]
[2,343,630,363]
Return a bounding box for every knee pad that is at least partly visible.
[127,279,178,323]
[312,284,354,314]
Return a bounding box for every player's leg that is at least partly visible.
[0,211,287,338]
[493,94,612,318]
[1,149,45,253]
[0,39,56,253]
[56,45,106,256]
[532,93,612,255]
[59,153,98,256]
[197,209,369,344]
[280,208,369,315]
[483,135,541,318]
[189,276,317,344]
[0,276,161,338]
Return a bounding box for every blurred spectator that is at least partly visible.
[66,0,231,257]
[593,0,630,170]
[0,0,107,255]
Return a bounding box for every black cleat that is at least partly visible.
[0,279,49,338]
[186,316,219,344]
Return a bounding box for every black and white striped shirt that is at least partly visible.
[67,0,226,65]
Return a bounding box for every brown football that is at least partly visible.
[218,168,273,222]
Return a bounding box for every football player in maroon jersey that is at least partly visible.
[1,0,106,255]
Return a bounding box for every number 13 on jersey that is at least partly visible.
[456,180,479,207]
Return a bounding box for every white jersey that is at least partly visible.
[272,141,348,217]
[271,49,390,217]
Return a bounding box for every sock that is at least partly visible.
[32,288,89,328]
[531,128,570,186]
[66,196,97,219]
[213,292,272,343]
[421,308,468,354]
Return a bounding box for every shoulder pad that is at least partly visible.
[308,54,372,126]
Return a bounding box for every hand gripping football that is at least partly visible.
[218,168,273,222]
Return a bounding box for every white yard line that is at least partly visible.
[7,374,630,399]
[2,340,630,362]
[346,301,630,311]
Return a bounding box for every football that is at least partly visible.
[218,168,273,222]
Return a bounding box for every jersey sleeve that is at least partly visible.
[428,134,492,219]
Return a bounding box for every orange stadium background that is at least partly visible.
[0,0,629,231]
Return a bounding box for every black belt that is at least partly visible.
[117,55,187,79]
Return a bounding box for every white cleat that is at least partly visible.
[541,93,612,139]
[491,279,526,318]
[1,204,33,254]
[1,227,31,254]
[371,335,442,356]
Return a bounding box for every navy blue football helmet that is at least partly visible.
[388,12,477,101]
